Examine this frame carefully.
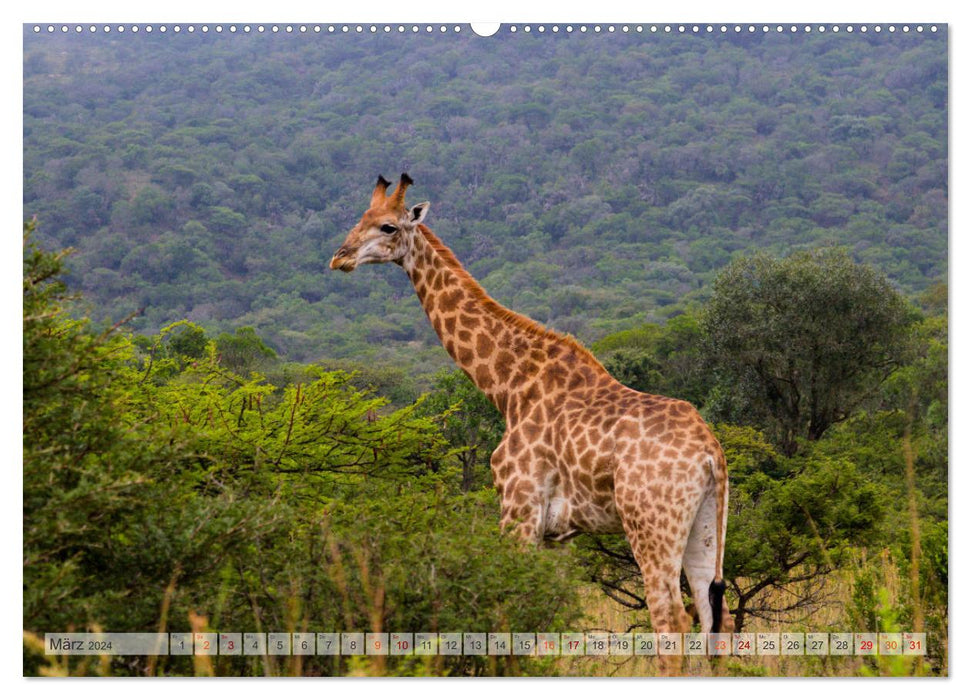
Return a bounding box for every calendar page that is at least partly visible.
[22,8,948,681]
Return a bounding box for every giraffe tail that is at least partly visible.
[708,450,730,634]
[709,579,727,634]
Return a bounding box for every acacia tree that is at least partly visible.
[23,224,283,643]
[702,249,914,456]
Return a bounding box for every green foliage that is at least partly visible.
[151,364,446,482]
[146,483,585,677]
[165,321,209,360]
[417,370,505,491]
[849,564,883,632]
[23,232,584,676]
[703,249,915,455]
[592,313,707,405]
[882,312,948,489]
[599,347,664,394]
[294,486,586,676]
[719,425,886,629]
[214,326,277,374]
[318,359,421,409]
[24,223,264,647]
[129,186,174,227]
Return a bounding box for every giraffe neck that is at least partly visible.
[401,225,608,420]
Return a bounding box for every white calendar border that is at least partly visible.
[9,0,960,697]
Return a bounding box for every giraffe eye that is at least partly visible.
[380,223,398,234]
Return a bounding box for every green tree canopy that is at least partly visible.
[417,369,505,492]
[592,313,707,406]
[702,249,915,455]
[215,326,277,374]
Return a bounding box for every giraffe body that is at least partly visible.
[331,175,734,651]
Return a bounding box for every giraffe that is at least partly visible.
[330,174,734,655]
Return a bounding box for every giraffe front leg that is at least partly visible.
[491,436,548,545]
[498,493,545,545]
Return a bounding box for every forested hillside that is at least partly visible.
[23,28,947,373]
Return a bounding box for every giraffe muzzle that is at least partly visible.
[330,248,356,272]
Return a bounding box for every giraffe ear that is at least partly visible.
[409,201,430,225]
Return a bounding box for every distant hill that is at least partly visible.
[23,27,947,371]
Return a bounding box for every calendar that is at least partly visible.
[44,631,930,657]
[23,14,948,681]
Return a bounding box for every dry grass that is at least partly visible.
[552,564,941,678]
[24,546,944,677]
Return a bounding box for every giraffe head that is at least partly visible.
[329,173,430,272]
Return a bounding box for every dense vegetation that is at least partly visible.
[24,225,585,677]
[23,28,946,375]
[23,28,947,677]
[24,225,947,676]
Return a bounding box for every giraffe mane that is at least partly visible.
[417,224,607,372]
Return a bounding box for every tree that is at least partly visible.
[719,426,884,630]
[165,321,209,361]
[215,326,277,374]
[207,205,247,234]
[592,313,707,407]
[702,249,915,456]
[23,223,258,641]
[129,186,174,227]
[600,347,663,395]
[417,370,505,492]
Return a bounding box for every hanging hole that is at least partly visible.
[470,23,501,37]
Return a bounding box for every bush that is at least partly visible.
[23,228,584,676]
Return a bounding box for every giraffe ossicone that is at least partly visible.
[331,174,734,652]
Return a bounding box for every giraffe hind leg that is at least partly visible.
[684,483,734,636]
[616,480,694,674]
[626,523,691,674]
[643,573,690,676]
[683,485,718,634]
